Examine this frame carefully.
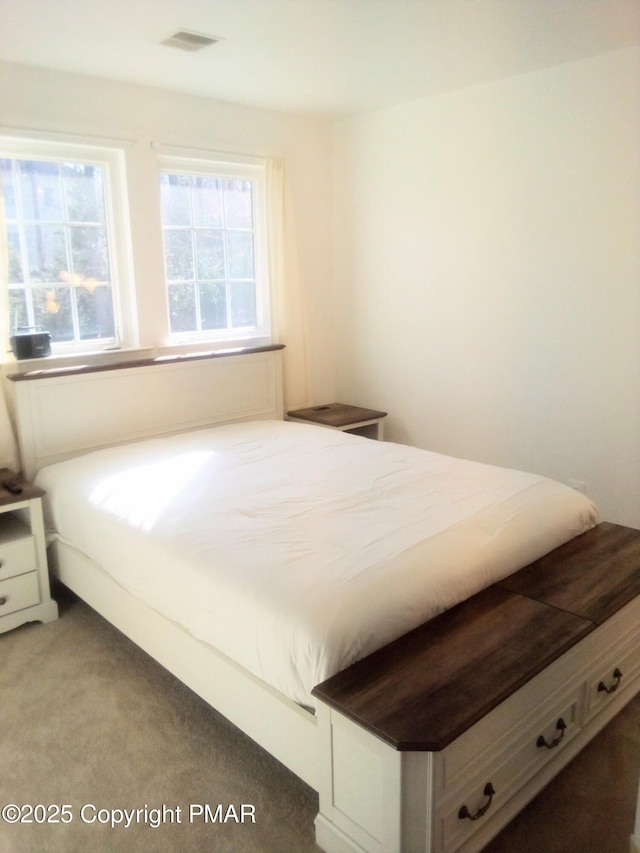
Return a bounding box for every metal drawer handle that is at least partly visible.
[458,783,495,821]
[536,717,567,749]
[0,596,7,606]
[598,667,623,694]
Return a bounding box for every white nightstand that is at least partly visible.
[0,469,58,633]
[287,403,388,440]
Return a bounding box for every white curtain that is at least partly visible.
[266,158,310,411]
[0,187,20,472]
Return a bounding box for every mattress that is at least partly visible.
[35,420,598,709]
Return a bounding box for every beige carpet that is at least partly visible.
[0,585,319,853]
[1,584,639,853]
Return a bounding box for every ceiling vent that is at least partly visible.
[161,31,221,52]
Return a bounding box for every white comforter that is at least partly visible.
[36,420,598,708]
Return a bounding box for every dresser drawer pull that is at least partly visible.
[536,717,567,749]
[598,667,623,694]
[458,783,495,821]
[0,596,7,606]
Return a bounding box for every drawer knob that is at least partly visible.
[458,782,495,821]
[536,717,567,749]
[598,667,623,694]
[0,596,7,606]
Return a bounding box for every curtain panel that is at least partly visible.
[266,158,310,411]
[0,190,20,471]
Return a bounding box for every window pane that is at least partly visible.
[195,230,225,280]
[19,160,63,221]
[2,150,120,350]
[1,159,17,219]
[199,282,228,329]
[230,281,257,327]
[6,225,23,283]
[76,285,115,339]
[25,223,68,282]
[70,225,110,281]
[227,231,255,279]
[193,177,224,228]
[32,286,74,342]
[168,281,196,332]
[63,163,105,223]
[159,162,266,341]
[223,180,253,228]
[164,230,194,280]
[161,173,191,226]
[8,288,28,329]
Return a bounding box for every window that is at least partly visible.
[159,159,269,343]
[1,139,131,354]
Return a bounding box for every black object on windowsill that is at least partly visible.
[10,328,51,360]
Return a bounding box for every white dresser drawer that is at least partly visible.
[0,571,40,617]
[578,595,640,725]
[0,516,37,580]
[440,651,585,797]
[437,687,582,853]
[585,634,640,723]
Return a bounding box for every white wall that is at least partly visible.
[3,51,640,527]
[333,46,640,527]
[0,61,335,404]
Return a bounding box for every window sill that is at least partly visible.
[5,343,285,382]
[3,335,277,377]
[3,347,158,379]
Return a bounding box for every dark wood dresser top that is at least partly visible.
[498,522,640,626]
[312,522,640,752]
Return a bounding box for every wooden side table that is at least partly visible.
[286,403,388,440]
[0,469,58,633]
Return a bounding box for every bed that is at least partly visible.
[7,345,639,853]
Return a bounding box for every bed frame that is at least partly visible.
[6,345,319,788]
[7,345,640,853]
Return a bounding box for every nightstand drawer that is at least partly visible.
[0,571,40,616]
[0,522,37,580]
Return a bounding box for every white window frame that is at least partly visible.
[157,155,271,347]
[0,135,136,356]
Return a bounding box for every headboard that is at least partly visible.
[7,345,284,480]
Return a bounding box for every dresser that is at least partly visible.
[0,470,58,633]
[313,522,640,853]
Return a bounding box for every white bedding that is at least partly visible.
[36,420,598,709]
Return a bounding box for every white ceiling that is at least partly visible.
[1,0,639,117]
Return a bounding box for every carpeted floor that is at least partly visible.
[1,583,639,853]
[0,585,319,853]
